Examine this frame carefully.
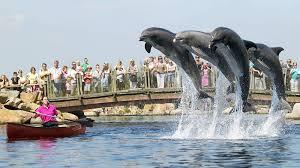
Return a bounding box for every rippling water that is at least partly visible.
[0,116,299,167]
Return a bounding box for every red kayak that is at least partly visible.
[6,123,86,141]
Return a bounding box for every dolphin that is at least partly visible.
[139,27,212,99]
[244,41,292,112]
[173,30,236,93]
[210,27,257,113]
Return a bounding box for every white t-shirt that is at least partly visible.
[68,68,78,84]
[49,67,62,83]
[92,70,102,80]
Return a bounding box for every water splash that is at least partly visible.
[170,72,288,140]
[258,84,289,136]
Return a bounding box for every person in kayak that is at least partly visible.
[35,97,59,127]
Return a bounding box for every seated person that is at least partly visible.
[35,97,59,127]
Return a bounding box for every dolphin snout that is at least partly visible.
[139,36,145,41]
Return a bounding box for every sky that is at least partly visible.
[0,0,299,76]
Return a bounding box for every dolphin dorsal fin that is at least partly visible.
[145,42,152,53]
[271,47,284,56]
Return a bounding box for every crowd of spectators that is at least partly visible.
[0,56,299,98]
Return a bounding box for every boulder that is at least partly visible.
[128,106,143,115]
[143,104,154,112]
[62,112,79,121]
[84,111,99,117]
[0,90,20,98]
[0,93,8,104]
[20,92,38,103]
[30,117,43,124]
[17,102,40,112]
[4,97,22,109]
[170,108,182,115]
[0,109,24,124]
[285,103,300,120]
[14,110,35,118]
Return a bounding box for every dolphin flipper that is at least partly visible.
[145,42,152,53]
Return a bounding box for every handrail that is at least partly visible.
[1,67,297,99]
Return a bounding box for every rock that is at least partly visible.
[152,104,167,115]
[14,110,35,118]
[165,103,176,114]
[62,112,79,121]
[0,109,24,124]
[170,108,182,115]
[0,94,8,104]
[4,97,22,109]
[143,104,154,112]
[84,111,99,117]
[128,106,143,115]
[0,90,20,98]
[18,102,40,112]
[20,92,38,103]
[30,117,43,124]
[285,103,300,120]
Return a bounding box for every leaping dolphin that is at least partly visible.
[210,27,256,113]
[244,41,292,112]
[173,30,236,94]
[139,27,212,99]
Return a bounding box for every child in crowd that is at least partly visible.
[65,76,72,97]
[83,66,93,94]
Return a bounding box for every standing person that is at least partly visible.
[61,66,70,95]
[10,72,21,91]
[252,66,265,90]
[82,58,90,73]
[69,62,78,95]
[290,62,300,92]
[26,67,39,84]
[166,61,177,88]
[285,59,293,91]
[201,63,211,87]
[34,97,59,127]
[195,55,203,85]
[76,60,83,72]
[83,66,93,94]
[49,60,62,97]
[39,63,50,85]
[92,64,102,93]
[17,69,27,89]
[155,56,167,88]
[148,56,157,88]
[128,59,138,89]
[0,75,9,90]
[116,66,126,90]
[10,72,20,85]
[26,67,40,92]
[65,77,72,97]
[101,63,111,92]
